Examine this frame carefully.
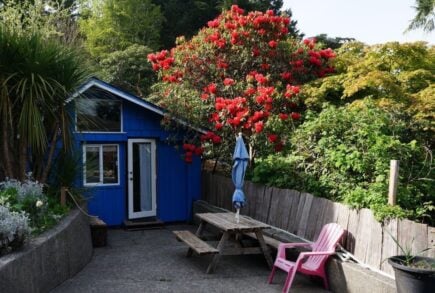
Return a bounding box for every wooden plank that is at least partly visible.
[243,181,259,217]
[286,190,301,234]
[381,218,398,275]
[196,213,269,232]
[398,219,428,258]
[428,227,435,258]
[244,232,282,249]
[305,196,326,241]
[311,197,331,241]
[335,203,350,247]
[267,187,292,229]
[253,186,272,223]
[173,230,219,255]
[345,208,360,253]
[297,193,313,239]
[363,209,383,270]
[353,209,371,264]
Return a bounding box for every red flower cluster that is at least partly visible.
[148,5,336,163]
[182,143,204,163]
[201,131,222,144]
[147,50,174,71]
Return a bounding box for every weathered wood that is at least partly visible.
[207,231,229,273]
[310,197,331,241]
[253,186,272,223]
[254,230,274,268]
[381,219,398,275]
[174,230,219,256]
[428,227,435,258]
[297,193,313,239]
[60,187,66,206]
[196,212,269,232]
[346,208,360,253]
[398,219,428,258]
[286,190,301,234]
[314,199,337,240]
[267,187,292,229]
[388,160,399,205]
[335,203,350,247]
[220,246,263,255]
[362,209,383,270]
[244,232,282,249]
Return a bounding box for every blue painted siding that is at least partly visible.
[74,95,201,226]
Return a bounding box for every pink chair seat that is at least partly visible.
[268,223,344,293]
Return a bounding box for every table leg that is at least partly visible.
[206,231,229,274]
[187,221,207,257]
[255,230,273,268]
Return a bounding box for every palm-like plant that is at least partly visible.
[0,27,89,182]
[407,0,435,32]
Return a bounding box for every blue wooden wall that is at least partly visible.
[74,98,201,226]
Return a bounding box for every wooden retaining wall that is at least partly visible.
[201,172,435,276]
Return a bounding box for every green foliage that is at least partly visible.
[252,102,434,224]
[0,178,68,235]
[99,44,156,97]
[0,0,80,44]
[303,42,435,147]
[80,0,164,58]
[0,27,89,182]
[407,0,435,32]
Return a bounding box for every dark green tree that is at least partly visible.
[407,0,435,32]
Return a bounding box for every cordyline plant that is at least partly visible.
[148,5,335,164]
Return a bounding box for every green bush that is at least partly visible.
[252,101,434,224]
[0,178,68,235]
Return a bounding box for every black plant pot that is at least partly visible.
[388,256,435,293]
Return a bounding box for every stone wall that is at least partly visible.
[0,208,93,293]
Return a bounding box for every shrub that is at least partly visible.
[0,177,68,235]
[252,101,434,224]
[0,205,30,255]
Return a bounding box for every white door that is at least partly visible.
[127,139,157,219]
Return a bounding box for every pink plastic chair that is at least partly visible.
[268,223,344,293]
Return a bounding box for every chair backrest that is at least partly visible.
[302,223,344,271]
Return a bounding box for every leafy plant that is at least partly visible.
[385,229,434,269]
[0,205,30,255]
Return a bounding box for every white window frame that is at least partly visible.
[83,144,120,186]
[75,99,124,133]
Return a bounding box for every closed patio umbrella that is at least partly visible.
[232,133,249,223]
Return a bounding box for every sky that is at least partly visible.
[282,0,435,45]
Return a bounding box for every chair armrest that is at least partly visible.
[277,242,312,259]
[298,251,335,259]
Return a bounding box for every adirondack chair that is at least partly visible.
[268,223,344,293]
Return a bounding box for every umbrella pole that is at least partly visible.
[235,208,240,223]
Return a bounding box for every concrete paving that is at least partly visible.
[52,225,330,293]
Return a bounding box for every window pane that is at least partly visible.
[103,146,118,184]
[85,146,100,183]
[76,87,121,132]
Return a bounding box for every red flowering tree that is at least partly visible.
[148,5,335,163]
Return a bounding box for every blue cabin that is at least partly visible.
[70,78,201,226]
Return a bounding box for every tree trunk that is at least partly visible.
[18,136,28,181]
[1,113,14,178]
[40,125,59,184]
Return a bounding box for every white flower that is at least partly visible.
[36,200,44,208]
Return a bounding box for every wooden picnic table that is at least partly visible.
[182,212,274,274]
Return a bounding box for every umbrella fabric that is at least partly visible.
[232,134,249,209]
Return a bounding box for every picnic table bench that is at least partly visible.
[174,212,273,273]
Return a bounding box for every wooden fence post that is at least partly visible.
[388,160,399,205]
[60,187,66,206]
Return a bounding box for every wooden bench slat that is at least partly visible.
[173,230,219,255]
[244,232,281,249]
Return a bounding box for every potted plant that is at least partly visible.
[386,231,435,293]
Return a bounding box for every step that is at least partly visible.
[124,219,164,230]
[173,230,219,255]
